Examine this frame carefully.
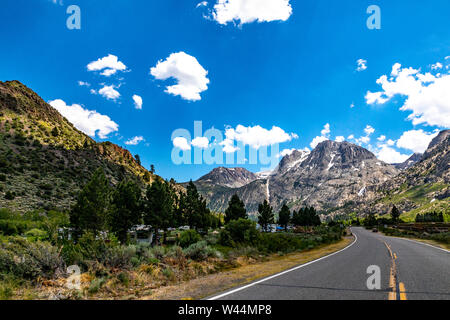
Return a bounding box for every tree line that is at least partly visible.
[70,168,220,244]
[225,194,321,232]
[70,169,322,245]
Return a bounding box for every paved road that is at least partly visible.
[209,227,450,300]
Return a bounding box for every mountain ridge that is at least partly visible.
[192,139,400,215]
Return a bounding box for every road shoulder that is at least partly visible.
[142,237,355,300]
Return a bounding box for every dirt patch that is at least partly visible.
[142,237,354,300]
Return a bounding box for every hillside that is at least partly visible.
[0,80,157,212]
[360,130,450,219]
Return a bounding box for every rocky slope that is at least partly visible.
[0,80,157,212]
[360,130,449,218]
[394,153,422,170]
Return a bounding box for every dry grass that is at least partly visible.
[142,236,354,300]
[391,237,450,250]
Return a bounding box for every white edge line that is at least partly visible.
[390,236,449,253]
[208,233,358,300]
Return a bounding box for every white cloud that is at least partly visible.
[78,81,90,87]
[87,54,127,77]
[150,52,209,101]
[347,134,355,140]
[99,85,120,101]
[386,139,395,146]
[210,0,292,25]
[353,125,375,146]
[49,99,119,139]
[376,145,411,164]
[357,136,370,145]
[431,62,443,70]
[196,1,208,8]
[132,95,143,110]
[377,135,386,142]
[356,59,367,72]
[310,136,328,149]
[310,123,331,149]
[350,102,355,109]
[222,124,298,151]
[365,61,450,127]
[321,123,331,136]
[125,136,145,146]
[364,125,375,136]
[191,137,210,149]
[279,148,296,157]
[277,147,310,158]
[173,137,191,151]
[220,139,240,154]
[335,136,345,143]
[396,129,439,153]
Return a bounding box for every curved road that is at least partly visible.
[209,227,450,300]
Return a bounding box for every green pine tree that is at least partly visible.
[278,204,291,231]
[143,179,174,244]
[391,205,401,222]
[70,168,110,239]
[109,180,143,243]
[224,194,247,223]
[258,200,274,232]
[182,181,212,232]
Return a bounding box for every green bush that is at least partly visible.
[61,232,134,270]
[429,232,450,244]
[117,272,129,286]
[178,229,202,248]
[0,283,14,300]
[258,233,305,253]
[0,238,65,279]
[4,191,15,200]
[25,229,48,241]
[0,221,18,236]
[219,219,259,247]
[88,277,106,294]
[0,208,14,220]
[183,241,221,261]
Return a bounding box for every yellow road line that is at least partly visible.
[388,266,397,300]
[399,282,408,300]
[384,241,402,300]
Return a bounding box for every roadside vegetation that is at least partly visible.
[0,169,345,300]
[352,205,450,247]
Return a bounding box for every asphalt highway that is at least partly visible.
[209,227,450,300]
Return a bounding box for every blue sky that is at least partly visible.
[0,0,449,182]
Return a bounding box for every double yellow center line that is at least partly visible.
[384,242,407,300]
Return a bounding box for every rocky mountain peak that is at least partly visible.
[197,167,258,188]
[300,140,377,172]
[276,149,310,175]
[423,130,449,159]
